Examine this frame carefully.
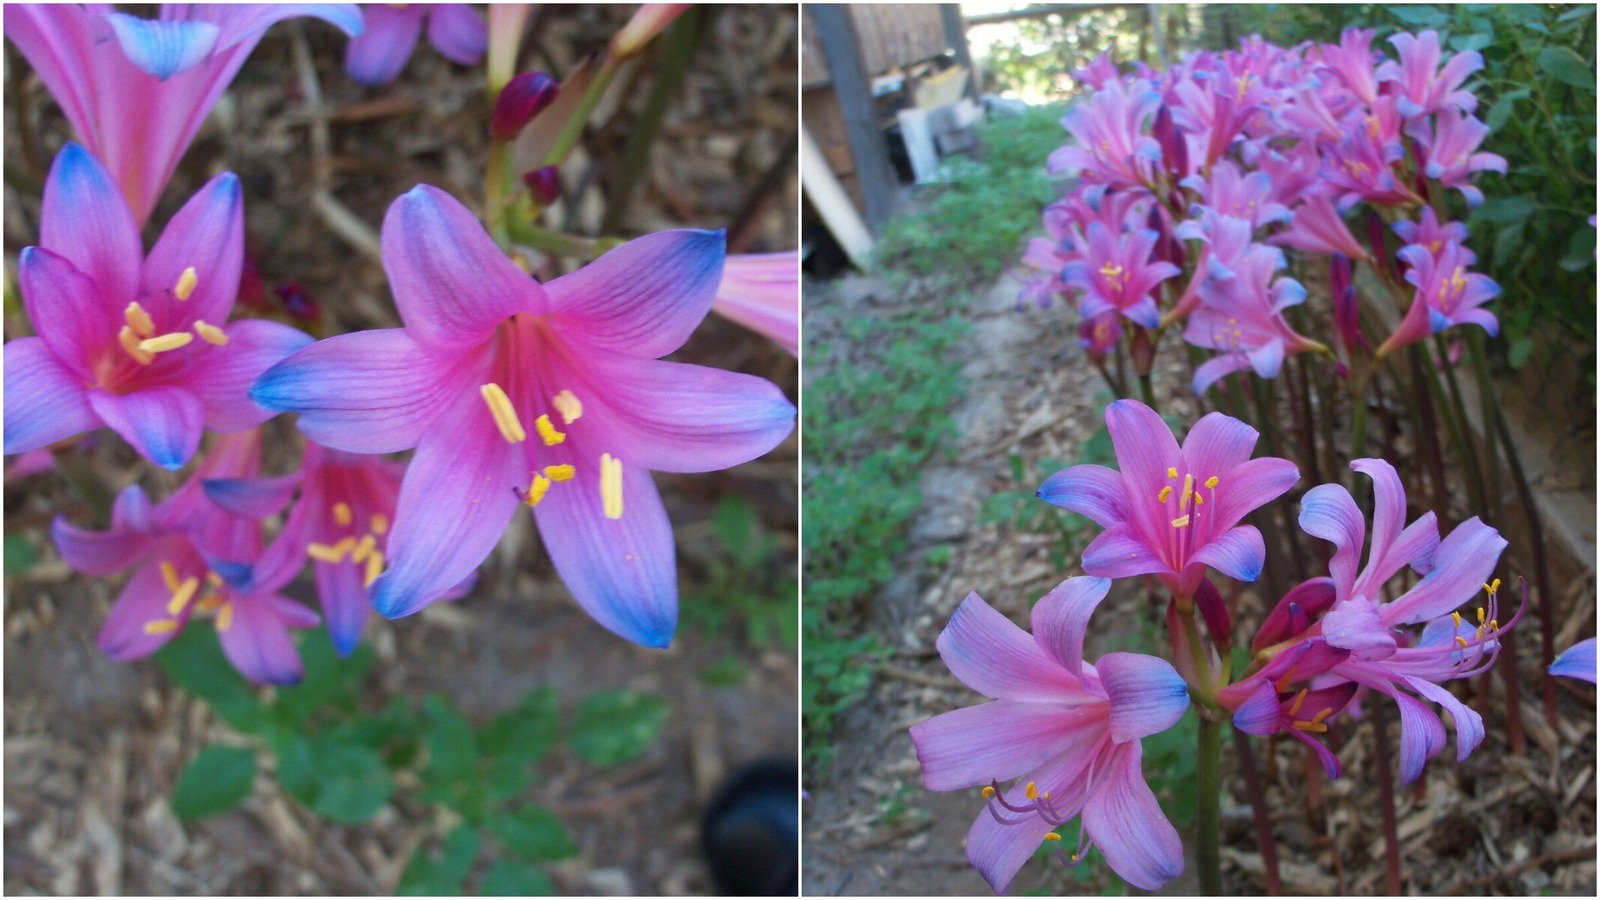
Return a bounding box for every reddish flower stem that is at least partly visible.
[1232,726,1282,896]
[1368,705,1403,894]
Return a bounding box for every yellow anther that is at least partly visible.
[1455,636,1470,650]
[1179,474,1195,512]
[1292,720,1329,733]
[1025,782,1039,800]
[363,551,384,588]
[144,619,180,635]
[193,320,229,346]
[139,332,194,353]
[1043,833,1062,842]
[119,326,155,364]
[174,266,198,301]
[195,594,225,613]
[124,302,156,337]
[1205,475,1219,490]
[1476,607,1486,625]
[1167,466,1178,479]
[307,538,355,563]
[370,513,389,535]
[333,502,353,527]
[1171,514,1191,529]
[207,571,223,587]
[1311,707,1334,725]
[525,473,552,507]
[1451,611,1462,628]
[1484,578,1500,595]
[545,464,576,482]
[480,383,527,444]
[1489,619,1498,631]
[600,453,624,519]
[1158,486,1172,503]
[350,534,376,564]
[982,786,996,799]
[216,603,235,632]
[535,414,566,446]
[167,577,200,616]
[1274,664,1299,694]
[553,389,583,424]
[161,560,181,592]
[1288,688,1309,717]
[1194,493,1205,506]
[1070,853,1080,863]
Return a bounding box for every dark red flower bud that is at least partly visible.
[490,71,558,140]
[522,166,561,206]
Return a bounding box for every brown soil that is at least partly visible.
[4,5,797,895]
[800,253,1596,896]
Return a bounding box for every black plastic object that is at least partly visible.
[700,758,799,895]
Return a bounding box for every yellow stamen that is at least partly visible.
[1167,466,1178,479]
[1489,619,1498,631]
[982,786,996,799]
[144,619,180,635]
[1025,782,1039,800]
[207,571,223,588]
[525,473,552,507]
[195,595,225,613]
[1157,486,1172,503]
[1274,665,1299,694]
[1204,475,1219,490]
[1476,607,1485,625]
[174,266,198,301]
[1043,833,1061,842]
[1311,707,1334,725]
[1292,720,1328,733]
[139,332,194,353]
[480,383,527,444]
[1171,514,1191,529]
[1484,578,1500,595]
[193,320,229,346]
[553,389,583,424]
[363,551,384,587]
[307,537,356,563]
[1194,493,1204,506]
[370,513,389,535]
[333,502,353,527]
[1288,688,1309,717]
[535,414,566,446]
[216,603,235,632]
[350,534,376,564]
[161,561,181,592]
[1179,474,1195,512]
[124,302,156,337]
[119,326,155,364]
[167,577,200,616]
[1455,636,1469,650]
[545,464,575,482]
[1451,611,1462,628]
[601,453,623,519]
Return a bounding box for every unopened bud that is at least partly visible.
[522,166,561,206]
[609,4,690,60]
[491,71,558,140]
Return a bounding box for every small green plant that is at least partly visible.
[156,627,669,894]
[980,454,1085,572]
[682,493,798,650]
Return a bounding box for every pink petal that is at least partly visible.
[1097,652,1190,743]
[18,246,112,383]
[1321,596,1398,659]
[97,549,201,660]
[1404,675,1483,761]
[1082,742,1184,890]
[937,592,1085,702]
[343,5,424,86]
[315,558,372,657]
[1036,464,1126,529]
[138,171,244,331]
[1390,688,1447,784]
[1207,456,1299,533]
[203,474,302,519]
[963,750,1100,894]
[52,487,161,576]
[425,3,487,65]
[1298,482,1365,597]
[1383,517,1506,626]
[1029,576,1112,681]
[217,592,306,685]
[88,385,205,471]
[39,142,141,303]
[1104,399,1182,550]
[3,336,98,454]
[1179,411,1260,483]
[1081,522,1171,580]
[911,699,1098,792]
[184,319,314,431]
[1188,524,1267,583]
[381,185,545,346]
[546,229,724,359]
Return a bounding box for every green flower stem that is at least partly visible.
[503,218,624,260]
[1197,714,1224,896]
[53,447,113,523]
[540,55,622,170]
[600,7,703,233]
[1434,334,1488,513]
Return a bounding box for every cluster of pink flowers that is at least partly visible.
[912,400,1518,892]
[1021,29,1507,393]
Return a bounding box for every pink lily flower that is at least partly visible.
[1376,241,1500,358]
[1037,400,1299,600]
[1073,52,1122,91]
[1017,238,1069,311]
[1060,223,1180,329]
[1078,311,1123,363]
[1048,80,1164,198]
[1272,193,1371,261]
[1319,105,1419,210]
[910,579,1188,893]
[1316,27,1381,106]
[1179,160,1292,232]
[5,4,362,226]
[1404,108,1507,208]
[1182,242,1324,395]
[1300,459,1512,782]
[345,4,487,87]
[3,144,312,469]
[1223,637,1357,778]
[1375,30,1483,120]
[1392,206,1472,261]
[251,186,795,647]
[711,252,799,356]
[52,430,321,684]
[1550,637,1597,683]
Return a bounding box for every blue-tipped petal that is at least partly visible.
[204,475,302,519]
[104,14,219,79]
[87,386,205,471]
[3,337,97,455]
[1550,637,1598,683]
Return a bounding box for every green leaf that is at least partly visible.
[484,755,540,803]
[701,654,746,687]
[1388,6,1448,28]
[423,693,478,781]
[155,627,267,733]
[399,824,481,895]
[1507,335,1535,370]
[1537,46,1595,91]
[1560,224,1596,271]
[487,805,578,861]
[1472,195,1538,224]
[1485,89,1530,132]
[170,745,256,820]
[480,687,559,767]
[568,690,670,767]
[3,532,39,575]
[277,734,394,823]
[1449,33,1491,52]
[274,629,374,726]
[479,859,554,895]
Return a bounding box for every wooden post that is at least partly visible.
[809,4,897,233]
[939,4,980,101]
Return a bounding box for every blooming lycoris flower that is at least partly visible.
[1299,458,1513,782]
[1316,27,1380,106]
[345,3,487,87]
[3,144,311,469]
[252,186,795,647]
[910,579,1188,893]
[1224,637,1357,778]
[1405,107,1506,208]
[5,4,361,225]
[1375,29,1483,120]
[1392,206,1471,260]
[1182,241,1324,395]
[1376,241,1500,358]
[1038,400,1299,600]
[1550,637,1597,683]
[1048,80,1163,200]
[1061,223,1180,329]
[1272,193,1371,261]
[52,430,320,684]
[711,252,799,356]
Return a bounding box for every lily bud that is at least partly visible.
[491,71,558,141]
[522,166,561,206]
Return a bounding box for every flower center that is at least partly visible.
[103,266,225,387]
[307,505,391,588]
[1157,467,1220,567]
